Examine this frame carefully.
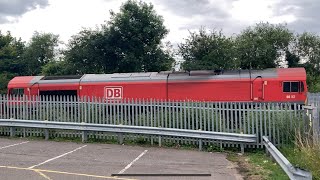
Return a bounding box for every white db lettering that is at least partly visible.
[105,87,123,99]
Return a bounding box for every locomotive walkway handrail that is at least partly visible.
[263,136,312,180]
[0,119,256,153]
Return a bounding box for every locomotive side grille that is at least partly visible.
[41,75,83,80]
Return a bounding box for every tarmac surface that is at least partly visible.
[0,137,242,180]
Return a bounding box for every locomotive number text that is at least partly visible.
[286,95,295,99]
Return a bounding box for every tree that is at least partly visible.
[0,31,25,93]
[22,32,60,75]
[41,60,74,76]
[285,50,300,68]
[107,0,173,72]
[178,28,236,71]
[64,29,107,74]
[291,32,320,92]
[296,32,320,71]
[235,22,293,69]
[64,0,174,74]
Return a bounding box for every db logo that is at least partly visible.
[105,86,123,99]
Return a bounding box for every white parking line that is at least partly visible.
[28,145,87,169]
[0,165,137,180]
[0,141,29,150]
[34,170,52,180]
[118,150,148,174]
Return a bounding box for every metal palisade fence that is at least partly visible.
[0,94,309,148]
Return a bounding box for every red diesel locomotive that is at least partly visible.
[7,68,307,104]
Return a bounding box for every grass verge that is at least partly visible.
[227,150,289,180]
[282,133,320,180]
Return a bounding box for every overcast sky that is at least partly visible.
[0,0,318,45]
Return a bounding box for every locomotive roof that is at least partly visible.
[7,68,306,87]
[81,72,165,82]
[57,68,305,82]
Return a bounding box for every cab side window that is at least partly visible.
[283,81,304,93]
[283,82,290,92]
[9,88,24,96]
[291,82,299,92]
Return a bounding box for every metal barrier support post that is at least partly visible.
[23,128,26,137]
[158,136,162,147]
[82,131,87,143]
[199,139,202,151]
[118,133,123,144]
[44,129,49,140]
[240,143,244,154]
[10,127,15,137]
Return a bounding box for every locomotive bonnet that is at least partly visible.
[7,68,307,104]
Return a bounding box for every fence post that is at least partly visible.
[313,112,319,144]
[310,103,319,144]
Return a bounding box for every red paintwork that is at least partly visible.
[7,76,34,89]
[7,68,308,103]
[80,82,167,100]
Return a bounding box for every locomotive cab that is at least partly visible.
[7,76,36,97]
[281,81,307,104]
